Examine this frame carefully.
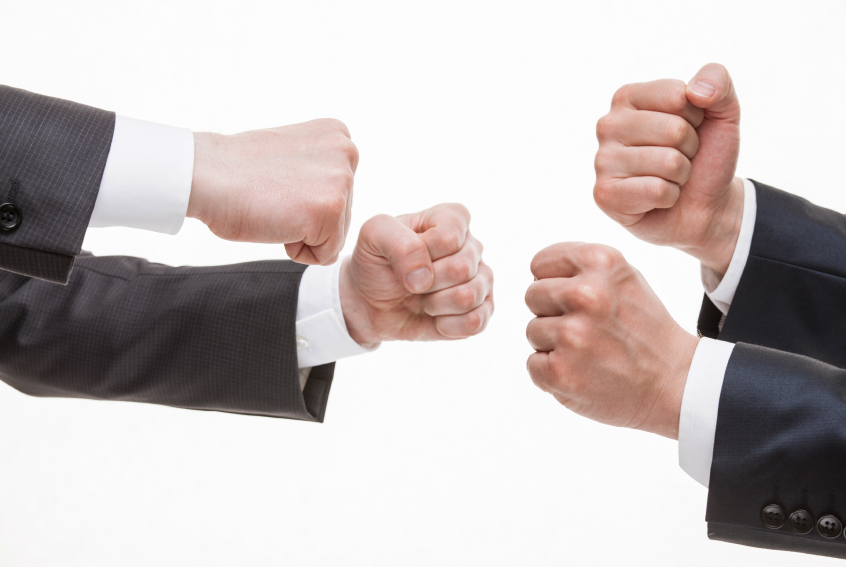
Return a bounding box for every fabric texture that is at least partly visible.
[0,85,116,283]
[698,180,846,558]
[89,115,193,234]
[0,252,335,421]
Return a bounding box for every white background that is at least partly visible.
[1,0,844,565]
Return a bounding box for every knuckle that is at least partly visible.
[582,243,624,270]
[561,317,590,350]
[644,177,667,203]
[447,202,471,222]
[463,310,484,335]
[593,182,614,209]
[546,354,569,382]
[595,114,617,140]
[610,84,632,107]
[568,283,601,312]
[593,149,615,174]
[321,187,348,218]
[448,257,473,282]
[666,117,688,147]
[664,150,685,173]
[454,285,478,310]
[662,80,689,113]
[394,237,427,260]
[359,214,390,240]
[321,117,350,136]
[438,229,463,255]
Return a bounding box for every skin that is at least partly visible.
[188,118,358,266]
[526,63,743,438]
[525,243,697,439]
[340,203,494,347]
[593,63,743,275]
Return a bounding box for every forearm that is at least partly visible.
[0,253,331,421]
[706,343,846,558]
[0,85,115,283]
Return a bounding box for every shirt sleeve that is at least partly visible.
[89,118,377,389]
[88,115,193,234]
[678,337,735,487]
[678,178,758,486]
[295,260,379,375]
[700,178,758,314]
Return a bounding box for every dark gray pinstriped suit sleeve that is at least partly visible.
[0,85,336,421]
[0,85,115,284]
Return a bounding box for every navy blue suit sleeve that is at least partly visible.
[707,343,846,558]
[701,181,846,558]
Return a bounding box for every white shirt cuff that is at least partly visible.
[295,260,379,370]
[89,115,194,234]
[700,178,758,314]
[678,337,735,487]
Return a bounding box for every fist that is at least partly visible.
[594,63,744,274]
[341,203,494,345]
[188,118,358,265]
[525,242,697,439]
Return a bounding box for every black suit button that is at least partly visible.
[817,514,842,538]
[0,203,21,231]
[788,509,813,534]
[761,504,785,529]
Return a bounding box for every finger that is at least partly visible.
[422,261,493,316]
[530,242,582,280]
[620,79,705,127]
[357,214,434,293]
[593,177,680,226]
[598,109,700,159]
[531,242,625,280]
[525,316,563,352]
[399,203,471,261]
[526,351,554,392]
[427,233,483,292]
[284,241,340,265]
[526,277,605,317]
[686,63,741,123]
[595,146,691,186]
[435,294,494,338]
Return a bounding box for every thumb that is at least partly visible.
[685,63,740,122]
[359,214,435,293]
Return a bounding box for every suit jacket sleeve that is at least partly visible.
[0,252,335,422]
[697,181,846,558]
[0,85,115,284]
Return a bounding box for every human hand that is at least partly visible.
[340,203,494,347]
[188,119,358,265]
[594,63,743,275]
[525,242,698,439]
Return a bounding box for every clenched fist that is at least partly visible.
[525,242,697,439]
[341,203,494,346]
[594,63,743,274]
[188,119,358,265]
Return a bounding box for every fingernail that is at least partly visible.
[406,267,432,292]
[689,81,715,98]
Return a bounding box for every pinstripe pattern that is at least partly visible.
[0,85,115,283]
[0,252,334,421]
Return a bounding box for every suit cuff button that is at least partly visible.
[761,504,785,529]
[788,509,813,534]
[0,203,22,231]
[817,514,842,538]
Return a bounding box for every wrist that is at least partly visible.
[645,329,699,440]
[186,132,226,223]
[339,258,382,348]
[685,176,745,275]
